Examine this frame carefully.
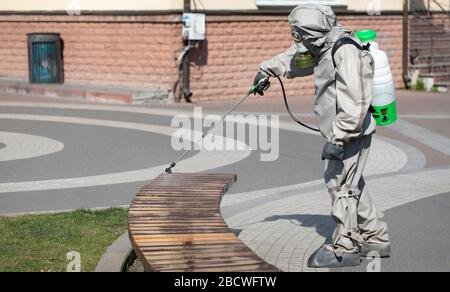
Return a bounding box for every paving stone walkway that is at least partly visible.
[1,92,449,272]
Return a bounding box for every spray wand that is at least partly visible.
[165,86,257,174]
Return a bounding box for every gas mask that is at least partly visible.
[291,28,315,70]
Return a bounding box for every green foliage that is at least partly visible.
[412,79,426,91]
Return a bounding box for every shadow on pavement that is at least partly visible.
[263,214,334,242]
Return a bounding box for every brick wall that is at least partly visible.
[0,13,404,103]
[0,15,181,92]
[190,15,404,102]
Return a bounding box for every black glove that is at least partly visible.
[322,142,344,160]
[253,72,270,96]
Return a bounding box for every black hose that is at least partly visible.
[267,69,320,132]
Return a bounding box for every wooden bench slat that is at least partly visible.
[144,253,266,262]
[133,233,238,243]
[130,225,230,230]
[128,220,225,224]
[140,242,253,251]
[131,230,233,235]
[181,264,280,273]
[140,248,257,256]
[138,241,253,250]
[146,258,268,268]
[148,261,273,272]
[129,222,228,227]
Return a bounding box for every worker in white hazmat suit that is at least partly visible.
[253,4,390,268]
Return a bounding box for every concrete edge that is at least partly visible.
[95,231,133,272]
[0,78,169,105]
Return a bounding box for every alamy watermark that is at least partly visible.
[171,107,280,162]
[367,0,382,16]
[66,251,81,272]
[366,0,382,16]
[366,251,382,272]
[66,0,82,16]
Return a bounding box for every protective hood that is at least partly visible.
[288,4,337,57]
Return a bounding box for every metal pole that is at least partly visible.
[184,0,191,12]
[182,0,192,102]
[431,33,435,75]
[403,0,411,87]
[182,48,192,102]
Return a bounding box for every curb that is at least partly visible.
[95,231,133,272]
[0,78,168,105]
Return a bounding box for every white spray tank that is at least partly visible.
[355,30,397,126]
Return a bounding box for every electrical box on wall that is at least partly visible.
[182,13,206,41]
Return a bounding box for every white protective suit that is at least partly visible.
[260,4,390,259]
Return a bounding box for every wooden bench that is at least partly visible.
[128,173,280,272]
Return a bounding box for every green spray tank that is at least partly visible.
[356,30,397,126]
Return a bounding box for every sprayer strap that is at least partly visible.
[331,37,371,68]
[331,37,375,114]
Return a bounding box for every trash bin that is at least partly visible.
[27,33,63,84]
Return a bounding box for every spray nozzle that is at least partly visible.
[165,162,176,174]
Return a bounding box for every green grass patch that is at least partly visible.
[0,208,128,272]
